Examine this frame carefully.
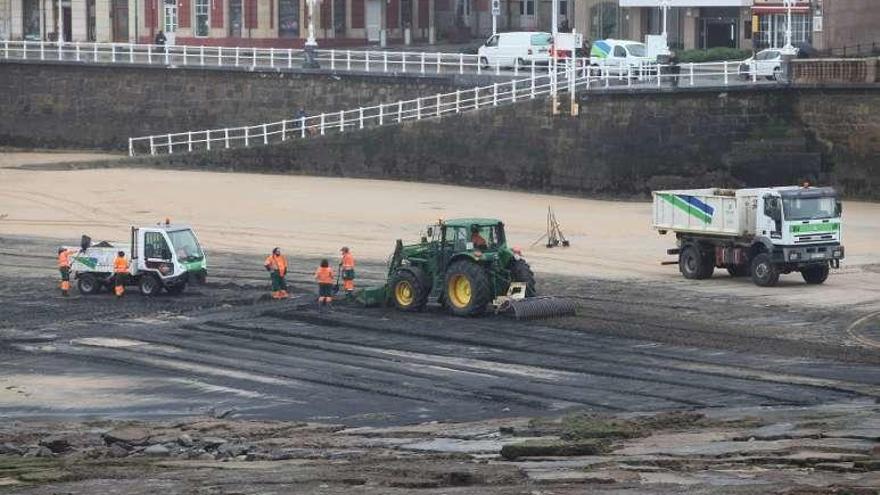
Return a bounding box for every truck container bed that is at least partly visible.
[652,189,741,236]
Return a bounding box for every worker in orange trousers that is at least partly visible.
[340,246,356,299]
[113,251,130,298]
[57,247,78,296]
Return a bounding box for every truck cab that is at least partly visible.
[71,223,207,296]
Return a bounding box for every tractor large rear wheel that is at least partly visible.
[445,260,491,317]
[390,269,429,312]
[509,259,537,297]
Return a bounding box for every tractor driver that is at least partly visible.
[470,225,488,250]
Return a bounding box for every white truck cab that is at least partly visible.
[68,223,207,296]
[653,185,844,287]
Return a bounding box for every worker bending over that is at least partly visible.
[340,246,356,298]
[264,248,289,299]
[113,251,130,298]
[57,247,78,296]
[315,259,335,311]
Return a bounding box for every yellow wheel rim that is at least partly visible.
[395,280,414,306]
[448,274,472,308]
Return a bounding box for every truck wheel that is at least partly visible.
[509,259,537,297]
[679,246,710,280]
[801,264,829,285]
[750,253,779,287]
[166,283,187,295]
[139,274,162,297]
[390,269,429,312]
[727,265,749,277]
[77,274,100,295]
[445,260,491,317]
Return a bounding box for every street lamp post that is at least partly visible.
[56,0,63,44]
[303,0,320,68]
[782,0,795,51]
[659,0,670,53]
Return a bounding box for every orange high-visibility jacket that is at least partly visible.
[315,266,334,284]
[341,252,355,269]
[113,256,130,274]
[264,254,288,276]
[57,249,75,268]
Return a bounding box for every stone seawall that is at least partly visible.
[0,61,463,150]
[128,87,879,199]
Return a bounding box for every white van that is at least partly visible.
[478,31,552,68]
[589,39,655,75]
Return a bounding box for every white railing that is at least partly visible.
[1,39,562,76]
[127,59,773,157]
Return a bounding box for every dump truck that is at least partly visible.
[67,222,207,296]
[653,186,844,287]
[359,218,575,319]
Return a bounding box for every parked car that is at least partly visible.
[589,39,656,76]
[739,47,798,80]
[477,32,552,69]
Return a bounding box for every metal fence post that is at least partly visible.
[244,127,249,147]
[436,94,441,117]
[57,40,62,61]
[225,128,230,148]
[183,45,188,65]
[3,40,7,59]
[492,83,498,106]
[167,134,173,154]
[149,136,156,155]
[416,98,421,120]
[420,52,425,74]
[401,52,406,72]
[511,80,516,101]
[270,47,274,67]
[474,87,479,109]
[436,52,441,73]
[94,42,98,62]
[288,48,292,68]
[188,131,193,152]
[128,138,133,157]
[75,42,80,61]
[657,65,662,88]
[477,58,481,75]
[455,90,460,112]
[690,63,695,86]
[495,58,500,75]
[200,45,204,65]
[359,108,364,129]
[147,44,151,64]
[383,52,387,72]
[339,110,345,132]
[281,120,286,141]
[723,61,729,86]
[217,46,222,66]
[347,49,351,70]
[235,46,240,66]
[251,48,256,69]
[365,51,370,71]
[165,44,170,65]
[330,50,335,70]
[397,101,402,123]
[320,113,325,135]
[301,117,306,138]
[514,58,519,77]
[530,72,535,98]
[206,130,211,151]
[263,124,268,144]
[379,104,383,125]
[459,53,463,74]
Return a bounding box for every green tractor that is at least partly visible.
[367,218,549,317]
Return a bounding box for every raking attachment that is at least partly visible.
[493,283,577,320]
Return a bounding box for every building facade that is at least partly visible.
[435,0,573,40]
[0,0,436,45]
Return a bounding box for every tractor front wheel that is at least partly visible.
[390,269,428,312]
[509,259,537,297]
[445,260,491,317]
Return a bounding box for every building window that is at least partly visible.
[278,0,299,37]
[194,0,210,36]
[755,13,811,50]
[22,0,40,40]
[559,0,567,17]
[590,1,618,39]
[334,0,347,33]
[164,0,178,33]
[519,0,533,16]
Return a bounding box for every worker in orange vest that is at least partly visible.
[340,246,356,299]
[264,247,289,299]
[113,251,130,298]
[57,247,78,296]
[315,259,335,311]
